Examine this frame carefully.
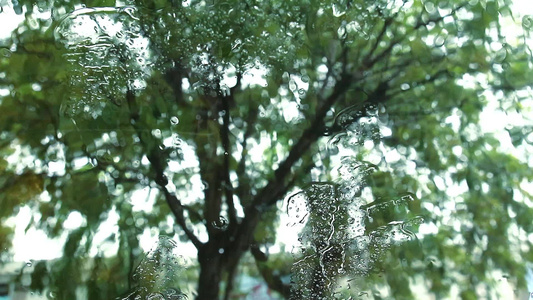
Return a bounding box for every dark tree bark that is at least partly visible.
[197,243,224,300]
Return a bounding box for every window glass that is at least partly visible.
[0,0,532,299]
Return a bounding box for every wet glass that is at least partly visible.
[0,0,532,299]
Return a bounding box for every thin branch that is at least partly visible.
[262,73,353,196]
[223,262,238,300]
[126,90,203,249]
[182,204,204,223]
[193,99,222,234]
[229,71,242,95]
[365,35,403,69]
[364,16,394,64]
[221,92,237,226]
[159,188,203,248]
[365,3,467,70]
[251,245,291,298]
[266,155,315,207]
[223,72,356,273]
[386,68,450,100]
[317,60,334,98]
[235,101,258,205]
[362,0,408,68]
[414,2,468,30]
[164,62,187,108]
[240,71,353,228]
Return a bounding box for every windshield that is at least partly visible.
[0,0,532,299]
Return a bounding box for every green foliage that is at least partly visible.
[0,0,532,299]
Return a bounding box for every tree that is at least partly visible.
[1,0,532,299]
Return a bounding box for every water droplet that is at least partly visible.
[152,129,162,139]
[434,34,446,47]
[124,236,189,298]
[172,134,182,147]
[494,46,507,63]
[212,216,228,230]
[25,260,33,267]
[147,293,165,300]
[200,180,209,190]
[47,291,58,299]
[0,48,12,58]
[170,116,179,125]
[523,15,533,30]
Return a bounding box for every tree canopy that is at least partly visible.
[0,0,532,299]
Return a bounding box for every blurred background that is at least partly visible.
[0,0,532,299]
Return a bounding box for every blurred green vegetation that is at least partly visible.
[0,0,532,299]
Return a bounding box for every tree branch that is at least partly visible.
[221,93,237,226]
[126,90,203,249]
[365,35,403,69]
[362,1,409,69]
[317,60,334,98]
[364,16,394,65]
[414,2,468,30]
[226,72,355,264]
[251,245,291,299]
[223,261,238,300]
[235,100,258,206]
[193,100,222,234]
[164,62,189,108]
[250,73,354,210]
[386,68,450,100]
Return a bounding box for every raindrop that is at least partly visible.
[434,34,446,47]
[200,180,209,190]
[25,260,33,267]
[0,48,12,58]
[146,293,165,300]
[170,116,179,125]
[358,291,369,298]
[523,15,533,30]
[289,80,297,91]
[212,216,228,230]
[124,236,188,298]
[172,134,182,147]
[152,129,162,139]
[47,291,58,299]
[494,46,507,63]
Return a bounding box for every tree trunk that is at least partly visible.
[196,245,223,300]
